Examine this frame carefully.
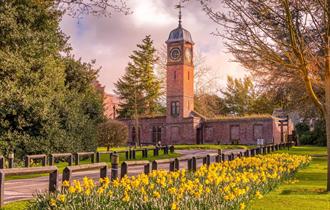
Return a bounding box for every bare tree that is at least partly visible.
[198,0,330,190]
[97,119,128,151]
[55,0,131,17]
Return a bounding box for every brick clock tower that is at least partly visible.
[166,7,194,122]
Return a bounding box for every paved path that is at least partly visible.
[3,149,245,204]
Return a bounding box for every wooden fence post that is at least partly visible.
[153,148,159,156]
[91,153,95,163]
[192,157,197,171]
[75,153,79,165]
[0,171,4,207]
[68,155,73,166]
[169,160,175,172]
[132,150,136,159]
[221,153,225,161]
[121,162,128,178]
[145,149,149,158]
[25,156,30,167]
[174,158,180,171]
[49,169,58,192]
[230,153,235,161]
[62,167,72,182]
[152,160,158,170]
[202,156,207,165]
[188,158,193,171]
[144,163,150,174]
[188,157,197,171]
[125,150,129,160]
[96,152,100,163]
[215,154,221,163]
[49,155,54,166]
[0,156,3,169]
[42,156,47,166]
[111,153,119,180]
[100,165,108,179]
[8,153,14,168]
[129,149,132,160]
[206,155,211,166]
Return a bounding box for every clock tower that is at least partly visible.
[166,5,194,121]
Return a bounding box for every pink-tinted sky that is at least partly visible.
[60,0,246,93]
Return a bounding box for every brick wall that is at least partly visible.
[203,117,275,145]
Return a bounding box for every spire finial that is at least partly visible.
[175,1,184,27]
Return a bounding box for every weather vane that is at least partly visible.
[175,0,184,27]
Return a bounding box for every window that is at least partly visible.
[152,126,162,143]
[188,71,190,80]
[171,101,180,116]
[174,71,176,80]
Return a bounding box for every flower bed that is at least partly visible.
[29,154,310,210]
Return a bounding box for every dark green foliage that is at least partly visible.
[311,120,326,146]
[97,120,128,151]
[296,123,310,137]
[296,121,326,146]
[115,35,163,118]
[0,0,104,158]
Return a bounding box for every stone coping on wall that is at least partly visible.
[205,115,274,123]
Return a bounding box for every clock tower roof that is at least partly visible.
[166,26,194,44]
[166,2,194,44]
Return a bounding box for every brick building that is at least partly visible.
[93,80,120,119]
[121,14,292,146]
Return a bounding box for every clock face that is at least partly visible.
[185,48,192,64]
[169,47,181,61]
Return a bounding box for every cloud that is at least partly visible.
[59,0,246,94]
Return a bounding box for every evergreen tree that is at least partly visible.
[115,35,162,118]
[0,0,104,158]
[221,76,278,115]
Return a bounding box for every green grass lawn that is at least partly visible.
[250,146,330,210]
[1,200,29,210]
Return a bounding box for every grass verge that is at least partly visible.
[1,200,29,210]
[250,146,330,210]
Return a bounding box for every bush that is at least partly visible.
[311,120,326,146]
[295,120,326,146]
[295,122,310,136]
[299,133,313,145]
[97,120,128,150]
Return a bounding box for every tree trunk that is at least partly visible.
[326,77,330,191]
[324,0,330,192]
[107,146,110,151]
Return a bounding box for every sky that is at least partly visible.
[60,0,246,94]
